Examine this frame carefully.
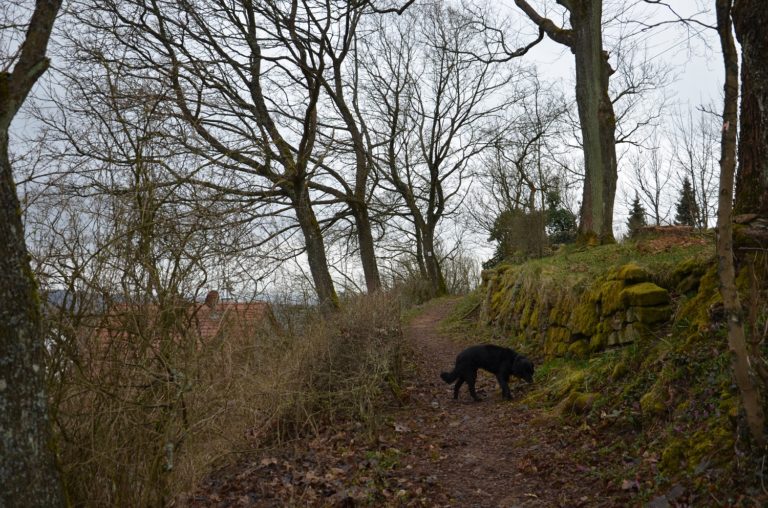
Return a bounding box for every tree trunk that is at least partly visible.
[0,121,64,508]
[0,1,64,504]
[292,185,339,311]
[421,229,447,296]
[570,0,617,244]
[351,205,382,293]
[732,0,768,216]
[715,0,765,447]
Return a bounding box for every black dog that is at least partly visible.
[440,344,534,401]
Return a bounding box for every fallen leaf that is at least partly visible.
[621,479,640,491]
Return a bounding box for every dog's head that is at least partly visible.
[513,356,534,383]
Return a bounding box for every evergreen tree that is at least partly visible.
[626,193,647,238]
[545,187,577,244]
[675,177,699,227]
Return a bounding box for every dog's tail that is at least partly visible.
[440,370,458,383]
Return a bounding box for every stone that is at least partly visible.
[609,312,624,331]
[620,282,670,307]
[569,300,599,336]
[618,322,648,344]
[599,280,627,315]
[615,263,650,283]
[627,305,672,325]
[568,340,588,358]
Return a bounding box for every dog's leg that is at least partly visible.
[453,378,464,399]
[497,373,512,400]
[466,371,481,401]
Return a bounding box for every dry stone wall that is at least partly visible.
[482,262,673,358]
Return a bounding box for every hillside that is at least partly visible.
[444,228,767,505]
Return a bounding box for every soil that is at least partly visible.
[180,298,647,507]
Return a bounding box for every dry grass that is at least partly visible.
[47,292,403,506]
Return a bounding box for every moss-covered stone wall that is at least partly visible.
[481,262,682,358]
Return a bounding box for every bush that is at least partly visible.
[47,292,404,506]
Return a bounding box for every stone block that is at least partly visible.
[620,282,670,307]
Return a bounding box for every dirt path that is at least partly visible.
[388,298,625,507]
[185,298,634,507]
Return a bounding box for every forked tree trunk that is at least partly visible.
[715,0,765,447]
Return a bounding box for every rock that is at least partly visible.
[618,322,648,344]
[626,305,672,324]
[611,362,628,380]
[615,263,650,283]
[555,391,599,415]
[609,312,624,331]
[620,282,670,307]
[568,340,588,358]
[600,281,627,315]
[569,300,599,336]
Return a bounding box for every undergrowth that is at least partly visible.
[47,291,404,507]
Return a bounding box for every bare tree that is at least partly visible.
[466,75,571,262]
[0,0,65,505]
[361,2,517,295]
[626,133,674,226]
[68,0,348,309]
[671,105,720,228]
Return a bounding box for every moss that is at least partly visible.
[569,300,598,336]
[568,340,589,358]
[719,396,739,425]
[599,280,627,315]
[639,389,667,416]
[552,369,586,399]
[620,282,670,307]
[669,257,709,290]
[687,424,734,471]
[611,362,628,380]
[589,333,607,351]
[615,263,650,283]
[661,441,686,474]
[677,266,720,333]
[555,391,599,415]
[626,305,672,325]
[544,326,571,356]
[529,303,540,329]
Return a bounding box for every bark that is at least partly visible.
[352,206,382,293]
[421,230,447,297]
[0,1,65,504]
[317,7,381,293]
[514,0,617,244]
[569,1,617,244]
[715,0,765,447]
[733,0,768,216]
[292,185,339,311]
